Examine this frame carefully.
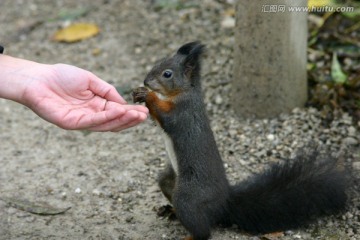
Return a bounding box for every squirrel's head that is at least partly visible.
[144,41,205,97]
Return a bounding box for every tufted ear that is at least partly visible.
[176,41,205,83]
[177,41,203,55]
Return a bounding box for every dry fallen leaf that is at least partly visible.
[261,232,285,240]
[223,8,235,17]
[52,23,100,43]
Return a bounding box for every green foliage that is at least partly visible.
[152,0,199,11]
[307,0,360,124]
[331,52,348,84]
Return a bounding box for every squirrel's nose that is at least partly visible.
[144,78,150,87]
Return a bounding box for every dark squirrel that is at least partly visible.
[132,42,347,240]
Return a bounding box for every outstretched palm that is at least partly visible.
[22,64,148,131]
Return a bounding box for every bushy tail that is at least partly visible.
[228,150,347,234]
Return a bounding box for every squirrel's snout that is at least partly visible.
[144,78,156,91]
[144,77,152,87]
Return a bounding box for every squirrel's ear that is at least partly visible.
[177,41,203,55]
[177,41,205,81]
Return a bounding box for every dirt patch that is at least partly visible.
[0,1,359,240]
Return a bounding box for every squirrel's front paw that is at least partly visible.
[132,87,149,103]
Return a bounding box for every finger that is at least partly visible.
[72,106,127,129]
[110,112,148,132]
[105,85,127,104]
[120,104,149,114]
[87,110,147,132]
[88,110,146,132]
[105,102,148,115]
[88,73,127,104]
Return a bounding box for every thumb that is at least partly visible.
[88,73,127,104]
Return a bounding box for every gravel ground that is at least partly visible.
[0,0,359,239]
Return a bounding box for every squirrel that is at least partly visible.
[132,41,348,240]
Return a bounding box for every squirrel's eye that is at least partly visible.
[162,70,173,79]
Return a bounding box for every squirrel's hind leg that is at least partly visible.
[158,164,176,202]
[173,195,212,240]
[157,164,177,219]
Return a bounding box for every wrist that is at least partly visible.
[0,55,51,104]
[0,55,26,102]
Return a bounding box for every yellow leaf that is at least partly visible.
[308,0,333,8]
[223,8,235,17]
[52,23,99,43]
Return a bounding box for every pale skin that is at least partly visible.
[0,54,148,131]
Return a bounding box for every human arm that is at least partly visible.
[0,54,148,131]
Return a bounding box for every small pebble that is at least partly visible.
[266,134,275,141]
[125,216,133,223]
[215,95,223,105]
[347,126,357,136]
[92,189,101,196]
[221,17,235,28]
[352,162,360,171]
[134,47,142,54]
[342,137,358,146]
[61,192,67,199]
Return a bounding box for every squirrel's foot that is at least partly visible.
[132,87,149,103]
[157,204,177,221]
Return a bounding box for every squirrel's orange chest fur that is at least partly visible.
[146,91,176,124]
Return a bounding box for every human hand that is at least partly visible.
[20,63,148,131]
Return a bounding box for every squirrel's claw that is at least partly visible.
[157,204,177,221]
